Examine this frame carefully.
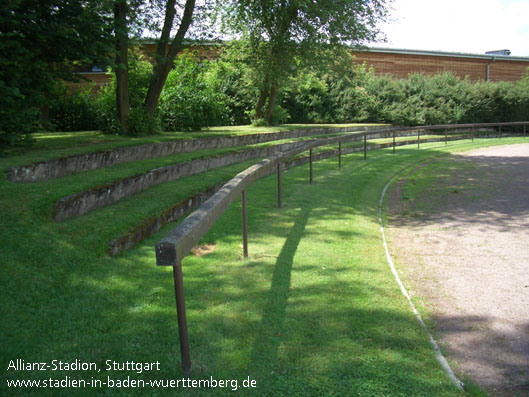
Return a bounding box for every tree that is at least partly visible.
[144,0,196,117]
[114,1,131,130]
[0,0,113,148]
[219,0,389,124]
[110,0,201,134]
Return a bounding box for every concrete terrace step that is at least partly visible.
[8,125,385,183]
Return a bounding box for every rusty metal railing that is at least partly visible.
[154,121,528,375]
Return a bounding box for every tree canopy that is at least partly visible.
[0,0,114,148]
[1,0,391,146]
[219,0,390,123]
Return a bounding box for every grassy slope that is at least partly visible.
[4,123,383,166]
[2,132,525,396]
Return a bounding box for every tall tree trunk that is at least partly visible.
[264,81,279,124]
[114,1,130,132]
[144,0,196,117]
[254,80,269,120]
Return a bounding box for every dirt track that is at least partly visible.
[386,143,529,396]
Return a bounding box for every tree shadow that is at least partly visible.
[247,206,311,370]
[388,150,529,230]
[431,314,529,395]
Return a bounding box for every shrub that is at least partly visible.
[97,51,156,136]
[126,107,161,136]
[0,83,38,150]
[159,53,229,131]
[205,56,256,125]
[49,84,99,131]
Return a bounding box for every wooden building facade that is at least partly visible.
[352,47,529,82]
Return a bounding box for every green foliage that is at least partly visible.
[47,49,529,134]
[159,52,229,131]
[251,118,268,127]
[50,51,231,134]
[281,63,529,126]
[269,105,291,125]
[99,50,156,135]
[205,44,258,125]
[281,70,331,123]
[53,50,161,136]
[0,0,113,148]
[126,106,162,136]
[49,84,100,132]
[218,0,390,123]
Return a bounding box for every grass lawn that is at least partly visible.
[1,131,525,395]
[3,123,384,167]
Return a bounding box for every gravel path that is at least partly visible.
[386,143,529,396]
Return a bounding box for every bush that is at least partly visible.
[0,83,38,150]
[49,84,100,131]
[158,52,230,131]
[205,55,256,125]
[96,51,156,135]
[281,63,529,126]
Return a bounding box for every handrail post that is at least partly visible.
[417,129,420,149]
[363,135,367,160]
[338,141,342,169]
[524,124,526,139]
[309,149,313,184]
[393,130,396,153]
[277,162,282,209]
[241,189,248,258]
[498,125,502,139]
[445,129,447,145]
[471,126,474,142]
[173,264,191,376]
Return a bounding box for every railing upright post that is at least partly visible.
[498,125,502,139]
[173,264,191,376]
[393,130,396,153]
[309,149,313,184]
[277,162,282,209]
[417,129,420,149]
[471,126,474,142]
[241,189,248,258]
[524,124,526,139]
[338,141,342,169]
[364,135,367,160]
[445,129,447,145]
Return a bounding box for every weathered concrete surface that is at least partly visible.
[53,141,307,221]
[154,133,509,266]
[8,126,384,183]
[107,148,336,256]
[107,185,221,256]
[151,136,422,266]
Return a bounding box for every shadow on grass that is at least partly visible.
[248,206,311,370]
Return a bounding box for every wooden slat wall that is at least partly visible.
[490,60,529,82]
[352,51,529,82]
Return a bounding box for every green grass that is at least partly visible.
[2,133,525,395]
[2,123,384,166]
